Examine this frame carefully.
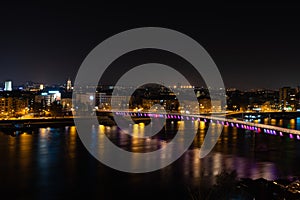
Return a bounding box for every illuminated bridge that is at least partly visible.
[110,111,300,140]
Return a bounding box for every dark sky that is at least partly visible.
[1,2,300,89]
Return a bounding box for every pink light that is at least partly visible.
[290,134,293,139]
[280,132,283,136]
[297,135,300,140]
[204,119,207,122]
[236,124,239,128]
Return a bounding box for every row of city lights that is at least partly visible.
[114,111,300,140]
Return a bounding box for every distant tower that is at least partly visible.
[67,78,72,91]
[4,80,12,91]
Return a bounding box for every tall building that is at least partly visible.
[279,87,297,111]
[66,78,72,91]
[4,80,12,91]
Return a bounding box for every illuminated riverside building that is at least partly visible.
[279,87,297,111]
[35,91,61,107]
[0,96,28,117]
[97,93,130,110]
[4,80,12,91]
[66,78,72,91]
[0,97,12,116]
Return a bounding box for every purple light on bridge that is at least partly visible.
[236,124,239,128]
[186,117,190,120]
[226,122,229,126]
[279,132,283,136]
[192,117,195,121]
[297,135,300,140]
[197,118,200,121]
[217,121,219,124]
[181,116,184,120]
[230,123,234,127]
[210,119,213,123]
[204,119,207,123]
[290,134,293,139]
[221,121,224,125]
[178,115,181,119]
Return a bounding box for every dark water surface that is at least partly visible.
[1,118,300,199]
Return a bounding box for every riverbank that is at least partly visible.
[0,117,75,130]
[188,171,300,199]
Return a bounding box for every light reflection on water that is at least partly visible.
[0,119,300,198]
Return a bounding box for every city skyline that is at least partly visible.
[2,77,300,91]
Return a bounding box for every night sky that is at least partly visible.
[1,2,300,89]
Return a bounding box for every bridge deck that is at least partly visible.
[112,111,300,137]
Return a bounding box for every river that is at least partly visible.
[1,117,300,199]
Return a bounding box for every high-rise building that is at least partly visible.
[279,87,297,111]
[67,78,72,91]
[4,80,12,91]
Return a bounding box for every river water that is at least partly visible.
[1,117,300,199]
